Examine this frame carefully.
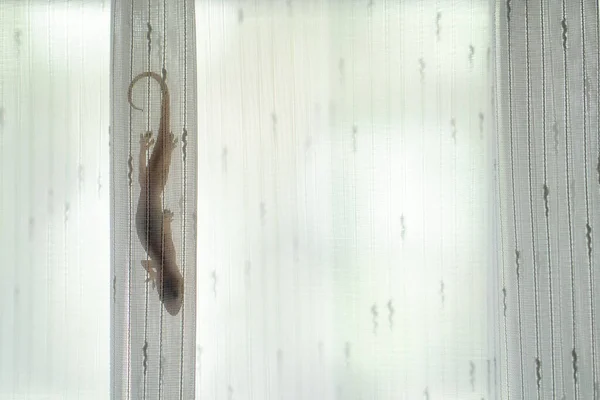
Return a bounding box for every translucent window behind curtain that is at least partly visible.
[0,0,496,399]
[195,1,494,399]
[0,1,110,399]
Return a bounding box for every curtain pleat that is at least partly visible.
[494,0,600,398]
[0,1,110,398]
[110,0,197,399]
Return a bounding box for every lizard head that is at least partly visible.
[158,268,184,316]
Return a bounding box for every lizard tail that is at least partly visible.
[127,71,169,112]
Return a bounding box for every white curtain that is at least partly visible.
[0,0,598,399]
[194,1,495,398]
[494,0,600,398]
[110,0,198,399]
[0,1,110,399]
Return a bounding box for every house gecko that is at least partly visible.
[128,71,183,316]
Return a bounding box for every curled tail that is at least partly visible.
[127,71,169,113]
[127,71,172,157]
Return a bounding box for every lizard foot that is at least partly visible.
[163,209,174,222]
[141,259,159,289]
[168,131,178,149]
[140,131,155,150]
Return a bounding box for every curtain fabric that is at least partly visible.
[110,0,197,399]
[0,2,110,398]
[193,1,496,398]
[494,0,600,398]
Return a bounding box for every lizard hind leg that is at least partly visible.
[141,259,160,289]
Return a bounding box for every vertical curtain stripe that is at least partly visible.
[110,0,197,399]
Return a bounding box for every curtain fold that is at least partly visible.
[194,1,496,398]
[110,0,197,399]
[493,0,600,398]
[0,1,110,398]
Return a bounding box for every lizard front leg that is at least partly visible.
[163,208,174,227]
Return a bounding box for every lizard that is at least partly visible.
[127,71,183,316]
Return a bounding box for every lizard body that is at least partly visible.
[128,71,183,316]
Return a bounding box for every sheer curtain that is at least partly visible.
[0,0,599,399]
[110,0,197,399]
[194,1,495,398]
[494,0,600,398]
[0,1,110,399]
